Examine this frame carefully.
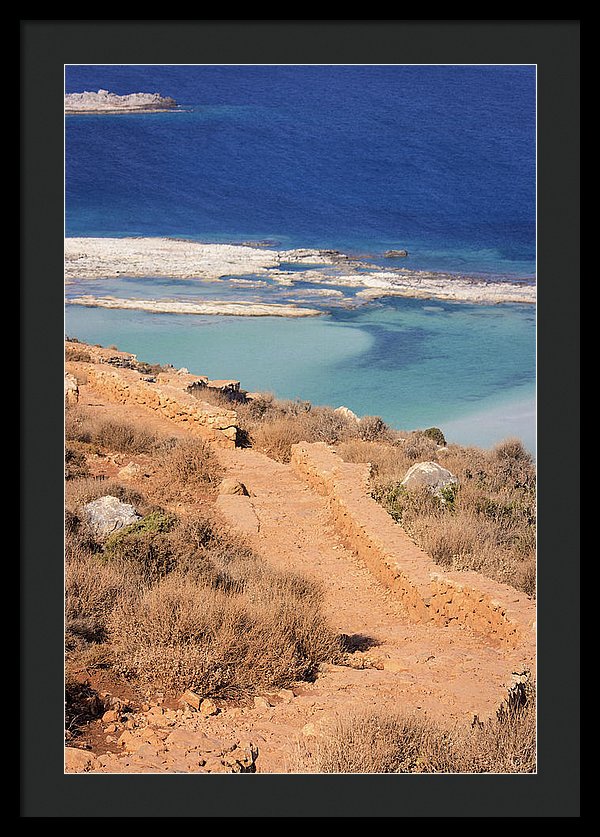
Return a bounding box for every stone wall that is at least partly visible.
[291,442,536,656]
[66,342,238,448]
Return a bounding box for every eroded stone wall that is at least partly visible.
[65,342,238,448]
[291,441,536,655]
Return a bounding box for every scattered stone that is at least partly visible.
[102,709,120,724]
[104,723,117,734]
[277,688,295,703]
[65,747,99,773]
[117,730,141,751]
[254,696,273,710]
[203,757,231,774]
[199,698,219,717]
[105,735,116,744]
[64,372,79,406]
[179,690,202,710]
[334,406,359,423]
[218,478,250,496]
[401,461,458,496]
[228,743,257,771]
[118,461,142,479]
[81,495,141,539]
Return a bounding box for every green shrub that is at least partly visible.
[423,427,446,446]
[103,512,179,581]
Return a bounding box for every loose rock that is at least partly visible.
[401,461,458,496]
[218,478,250,496]
[81,495,141,539]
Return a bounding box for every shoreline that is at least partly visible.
[65,237,537,307]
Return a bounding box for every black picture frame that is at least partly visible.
[21,19,579,817]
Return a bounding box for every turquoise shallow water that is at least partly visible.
[65,66,536,452]
[65,296,536,452]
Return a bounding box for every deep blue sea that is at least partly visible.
[65,65,536,450]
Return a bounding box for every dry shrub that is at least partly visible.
[357,415,392,443]
[109,568,340,698]
[102,512,179,582]
[65,405,159,454]
[402,431,439,461]
[65,475,340,699]
[250,416,315,463]
[295,684,535,773]
[65,347,92,363]
[91,419,158,454]
[65,405,93,443]
[65,519,140,644]
[250,407,360,463]
[65,678,103,737]
[195,388,370,462]
[66,551,129,643]
[153,437,223,499]
[65,445,89,480]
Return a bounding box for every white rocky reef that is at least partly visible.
[65,89,177,113]
[64,237,536,307]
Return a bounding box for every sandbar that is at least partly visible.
[66,295,322,318]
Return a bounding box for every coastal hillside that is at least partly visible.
[65,339,536,774]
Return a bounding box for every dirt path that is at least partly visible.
[69,384,530,773]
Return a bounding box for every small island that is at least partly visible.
[65,89,178,114]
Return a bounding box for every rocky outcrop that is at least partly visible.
[384,249,409,257]
[65,89,177,113]
[64,372,79,406]
[401,461,458,495]
[290,441,536,658]
[82,496,141,540]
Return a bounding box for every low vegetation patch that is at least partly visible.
[339,436,536,596]
[295,682,535,773]
[193,388,393,463]
[65,488,341,701]
[65,406,159,454]
[153,437,224,498]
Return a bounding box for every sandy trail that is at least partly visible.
[72,385,529,773]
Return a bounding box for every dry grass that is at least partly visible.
[189,386,394,463]
[108,566,340,698]
[294,682,536,773]
[65,491,341,700]
[65,405,159,454]
[152,437,224,499]
[338,436,536,596]
[64,445,89,480]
